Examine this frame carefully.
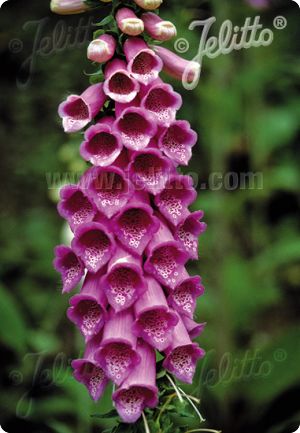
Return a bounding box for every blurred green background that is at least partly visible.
[0,0,299,432]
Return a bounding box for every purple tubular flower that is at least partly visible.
[103,59,140,103]
[144,219,189,289]
[67,271,107,341]
[152,45,201,86]
[114,107,157,151]
[53,245,84,293]
[154,174,197,226]
[82,166,133,218]
[57,184,96,232]
[174,211,207,259]
[111,148,131,170]
[72,335,108,401]
[115,96,141,118]
[133,276,178,350]
[141,81,182,126]
[95,309,141,385]
[124,37,163,85]
[245,0,270,9]
[113,340,158,423]
[168,269,204,318]
[72,222,115,273]
[158,120,198,166]
[102,246,146,311]
[80,117,123,167]
[142,12,177,41]
[163,315,205,383]
[87,34,116,64]
[181,315,207,339]
[128,147,174,195]
[112,195,159,255]
[116,7,144,36]
[58,83,106,133]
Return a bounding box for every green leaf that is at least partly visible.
[47,421,73,433]
[94,15,114,28]
[91,409,119,419]
[157,369,167,380]
[93,29,105,39]
[0,284,27,354]
[240,327,300,404]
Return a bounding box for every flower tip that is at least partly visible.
[134,0,163,10]
[50,0,89,14]
[123,18,145,36]
[116,8,145,36]
[87,34,116,64]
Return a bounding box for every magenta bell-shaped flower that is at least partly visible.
[153,45,201,86]
[95,309,141,385]
[168,269,204,318]
[116,7,144,36]
[181,315,207,339]
[101,246,146,311]
[154,174,197,227]
[58,83,106,133]
[81,165,133,218]
[72,222,115,273]
[174,210,207,259]
[112,194,159,256]
[54,0,207,416]
[103,59,140,103]
[124,37,163,85]
[144,218,189,289]
[158,120,198,166]
[133,276,178,350]
[87,34,116,64]
[57,184,97,232]
[114,106,157,151]
[142,12,177,41]
[112,340,158,423]
[141,80,182,126]
[53,245,84,293]
[163,315,205,383]
[67,271,107,341]
[80,116,123,167]
[72,334,109,401]
[114,97,141,119]
[128,147,174,195]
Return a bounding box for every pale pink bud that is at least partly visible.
[153,45,200,85]
[50,0,89,14]
[142,12,177,41]
[133,0,163,10]
[87,34,116,64]
[116,8,144,36]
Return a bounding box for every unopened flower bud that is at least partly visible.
[116,8,144,36]
[87,34,116,63]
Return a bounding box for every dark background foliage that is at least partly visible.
[0,0,299,432]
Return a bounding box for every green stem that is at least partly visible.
[178,387,205,423]
[142,411,151,433]
[166,374,184,403]
[155,393,177,425]
[185,430,222,433]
